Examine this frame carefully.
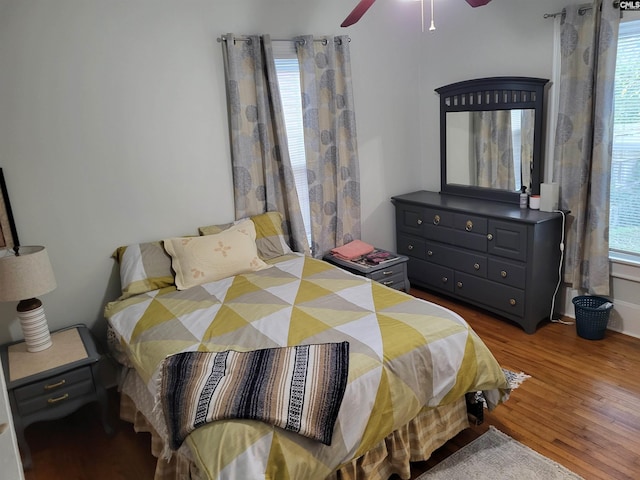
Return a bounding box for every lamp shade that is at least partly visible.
[0,246,57,302]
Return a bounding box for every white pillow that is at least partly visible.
[164,220,271,290]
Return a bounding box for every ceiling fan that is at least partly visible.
[341,0,492,27]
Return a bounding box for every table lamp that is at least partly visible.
[0,246,57,352]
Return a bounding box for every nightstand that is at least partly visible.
[324,248,410,292]
[0,324,113,469]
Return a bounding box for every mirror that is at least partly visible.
[446,109,535,191]
[436,77,549,204]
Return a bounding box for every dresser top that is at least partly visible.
[391,190,563,224]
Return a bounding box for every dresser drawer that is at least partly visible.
[424,242,487,278]
[395,203,454,234]
[454,213,488,235]
[14,366,95,417]
[448,229,487,253]
[454,272,525,317]
[425,223,487,252]
[488,258,526,289]
[488,220,527,261]
[407,258,454,293]
[424,208,454,229]
[395,204,425,234]
[397,233,426,259]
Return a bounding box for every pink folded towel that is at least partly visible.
[331,240,375,261]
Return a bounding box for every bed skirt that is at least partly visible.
[118,368,469,480]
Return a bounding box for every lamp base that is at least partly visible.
[17,298,53,352]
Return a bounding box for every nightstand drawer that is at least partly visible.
[368,264,406,282]
[14,366,94,416]
[17,379,95,417]
[372,271,405,289]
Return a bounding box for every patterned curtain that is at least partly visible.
[296,35,361,258]
[552,1,619,295]
[473,110,515,190]
[222,34,310,255]
[520,109,535,192]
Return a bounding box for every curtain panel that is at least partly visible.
[521,109,535,192]
[552,1,619,295]
[473,110,515,190]
[222,34,310,255]
[296,35,362,258]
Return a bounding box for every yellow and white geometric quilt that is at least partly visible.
[105,253,508,480]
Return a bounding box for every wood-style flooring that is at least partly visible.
[20,288,640,480]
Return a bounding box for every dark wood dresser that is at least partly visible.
[392,191,564,333]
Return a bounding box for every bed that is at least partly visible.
[104,212,509,480]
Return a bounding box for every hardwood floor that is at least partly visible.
[18,288,640,480]
[22,387,157,480]
[408,289,640,480]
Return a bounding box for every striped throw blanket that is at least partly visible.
[159,342,350,450]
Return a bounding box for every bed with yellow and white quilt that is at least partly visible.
[104,212,509,480]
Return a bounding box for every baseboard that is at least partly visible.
[605,299,640,339]
[560,287,640,339]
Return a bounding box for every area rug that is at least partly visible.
[502,369,530,390]
[417,426,584,480]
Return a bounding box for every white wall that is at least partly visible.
[418,0,640,338]
[0,0,424,344]
[3,0,634,344]
[418,0,564,191]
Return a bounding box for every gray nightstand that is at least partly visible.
[324,248,410,292]
[0,324,113,469]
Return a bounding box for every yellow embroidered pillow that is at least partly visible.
[199,211,293,260]
[164,221,271,290]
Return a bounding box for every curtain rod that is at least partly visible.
[217,35,350,45]
[543,6,591,18]
[544,1,619,18]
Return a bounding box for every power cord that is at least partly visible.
[549,209,574,325]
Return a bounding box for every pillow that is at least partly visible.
[164,220,271,290]
[112,241,175,299]
[199,211,293,260]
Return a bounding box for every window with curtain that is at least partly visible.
[272,43,312,246]
[610,19,640,260]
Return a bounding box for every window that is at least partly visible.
[610,19,640,259]
[273,43,312,246]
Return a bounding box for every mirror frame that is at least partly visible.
[436,77,549,204]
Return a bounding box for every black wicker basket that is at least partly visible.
[572,295,613,340]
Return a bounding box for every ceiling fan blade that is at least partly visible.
[341,0,377,27]
[465,0,492,6]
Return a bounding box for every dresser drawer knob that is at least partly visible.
[382,270,394,276]
[501,270,508,278]
[465,220,473,232]
[442,277,448,283]
[48,393,70,404]
[382,280,394,286]
[457,281,463,289]
[433,215,441,225]
[407,244,414,251]
[417,219,423,225]
[509,298,517,306]
[487,233,494,241]
[427,250,433,257]
[44,379,66,390]
[474,263,480,270]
